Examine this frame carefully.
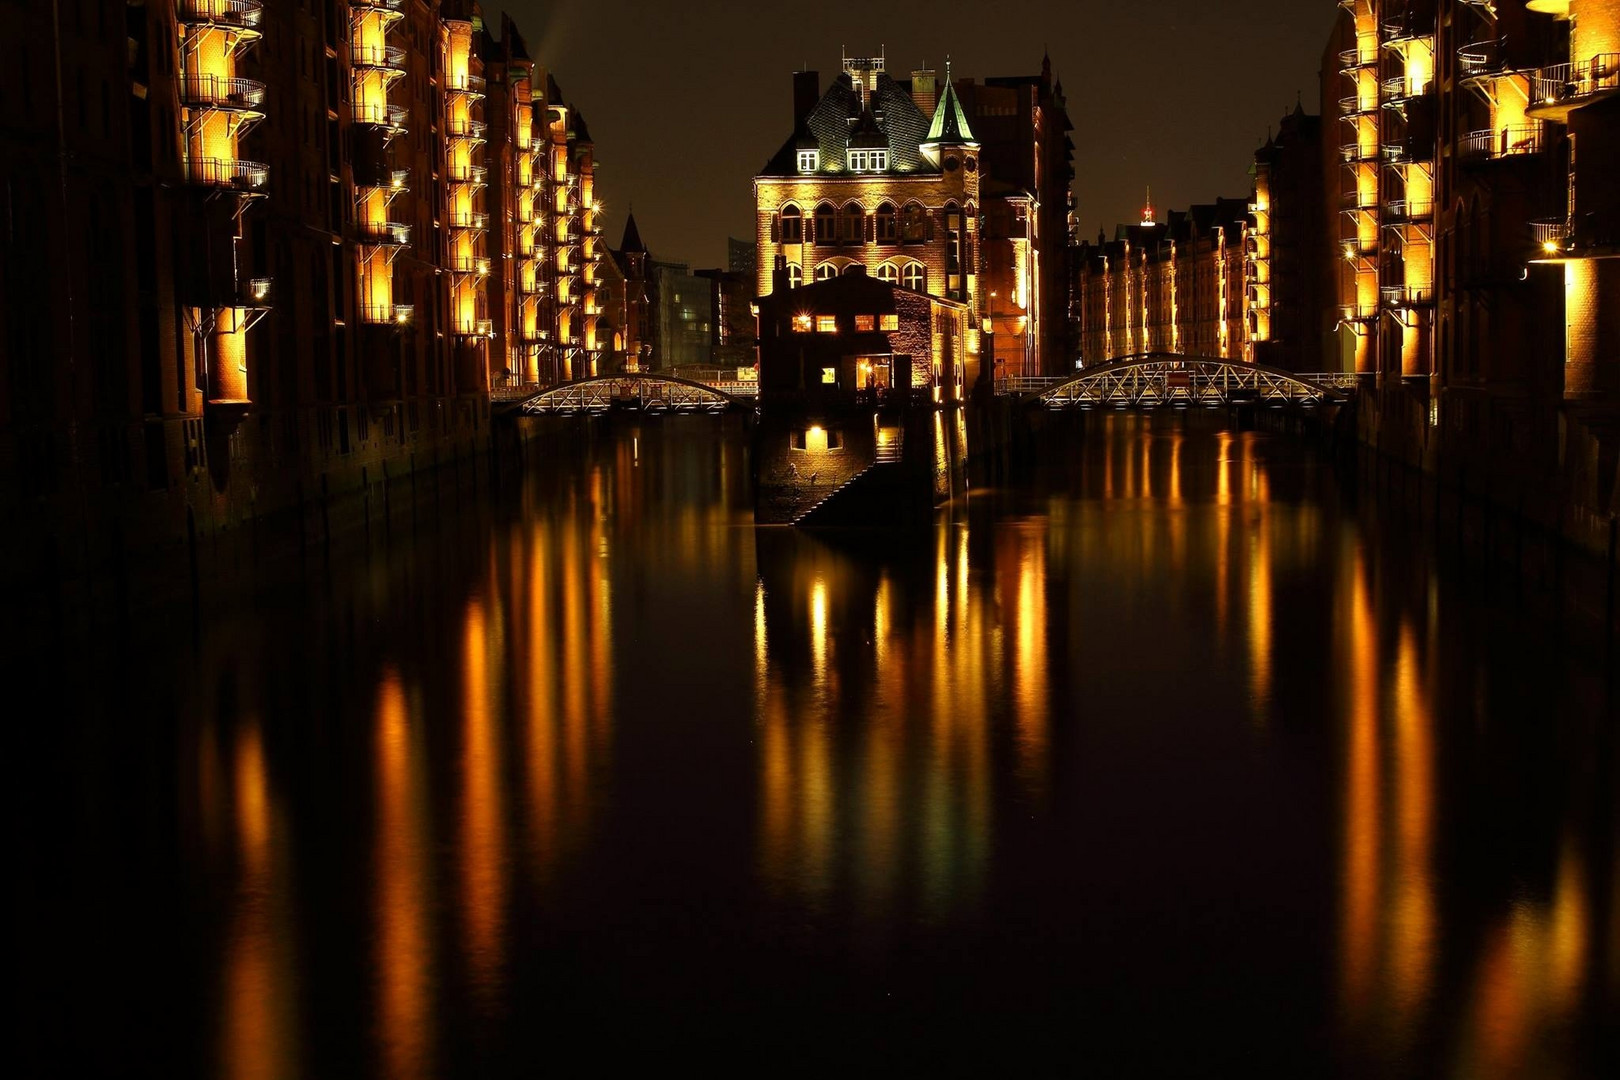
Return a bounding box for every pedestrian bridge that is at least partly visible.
[1004,355,1359,410]
[516,375,755,417]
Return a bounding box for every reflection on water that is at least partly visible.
[14,413,1617,1076]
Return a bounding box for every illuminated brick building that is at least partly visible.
[0,0,610,582]
[755,50,1077,381]
[1074,196,1254,367]
[1324,0,1620,551]
[755,52,985,376]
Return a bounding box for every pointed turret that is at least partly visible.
[920,59,978,163]
[619,211,646,255]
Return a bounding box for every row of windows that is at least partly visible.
[793,314,902,334]
[783,262,927,291]
[796,149,891,174]
[779,202,964,246]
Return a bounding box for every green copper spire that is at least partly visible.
[924,59,977,147]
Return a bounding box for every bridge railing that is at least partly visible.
[996,376,1069,396]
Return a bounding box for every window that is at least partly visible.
[840,203,863,244]
[815,264,837,282]
[842,263,865,277]
[875,203,897,244]
[822,368,838,385]
[816,315,837,333]
[902,263,926,292]
[855,315,876,331]
[880,314,899,331]
[797,149,819,173]
[848,149,887,172]
[814,203,836,246]
[877,263,900,284]
[786,263,803,289]
[792,312,812,333]
[780,205,803,244]
[901,203,928,243]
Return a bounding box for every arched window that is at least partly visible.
[875,203,897,244]
[814,203,837,246]
[841,202,864,244]
[877,263,900,284]
[900,202,928,244]
[842,263,866,277]
[786,263,803,289]
[780,204,803,244]
[902,262,926,292]
[815,263,837,282]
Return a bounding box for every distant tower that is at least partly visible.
[1141,187,1157,227]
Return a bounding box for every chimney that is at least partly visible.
[793,70,820,126]
[911,68,937,116]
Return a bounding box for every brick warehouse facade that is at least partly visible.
[0,0,613,588]
[1323,1,1620,557]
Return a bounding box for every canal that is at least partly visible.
[11,412,1617,1077]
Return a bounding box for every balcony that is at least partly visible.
[1529,216,1571,252]
[1459,126,1545,161]
[176,0,264,32]
[1384,199,1435,222]
[352,43,407,71]
[1339,47,1376,74]
[454,319,495,339]
[446,163,488,185]
[1381,285,1435,307]
[185,156,268,191]
[446,74,486,97]
[444,117,487,141]
[1529,55,1620,117]
[1383,15,1434,47]
[353,102,408,134]
[446,211,489,231]
[1382,76,1433,105]
[1381,142,1431,164]
[1340,303,1378,322]
[1340,139,1378,163]
[240,277,273,307]
[1339,94,1376,116]
[357,167,412,193]
[350,0,405,12]
[1340,189,1378,211]
[1457,41,1505,82]
[356,220,410,245]
[179,74,267,110]
[358,302,412,325]
[447,256,492,276]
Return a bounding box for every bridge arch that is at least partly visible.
[519,374,749,416]
[1031,354,1353,410]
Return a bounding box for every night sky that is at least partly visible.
[495,1,1336,269]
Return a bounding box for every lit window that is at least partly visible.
[870,150,888,171]
[848,150,869,172]
[855,315,876,331]
[822,368,837,384]
[797,149,819,173]
[780,205,803,244]
[816,315,837,333]
[793,313,812,333]
[880,314,899,331]
[786,263,803,289]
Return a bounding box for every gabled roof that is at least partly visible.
[760,70,933,177]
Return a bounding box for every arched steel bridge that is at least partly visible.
[517,375,752,416]
[1018,355,1357,410]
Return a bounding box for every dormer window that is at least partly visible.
[797,149,819,173]
[847,149,888,173]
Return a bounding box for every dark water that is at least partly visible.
[11,413,1618,1077]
